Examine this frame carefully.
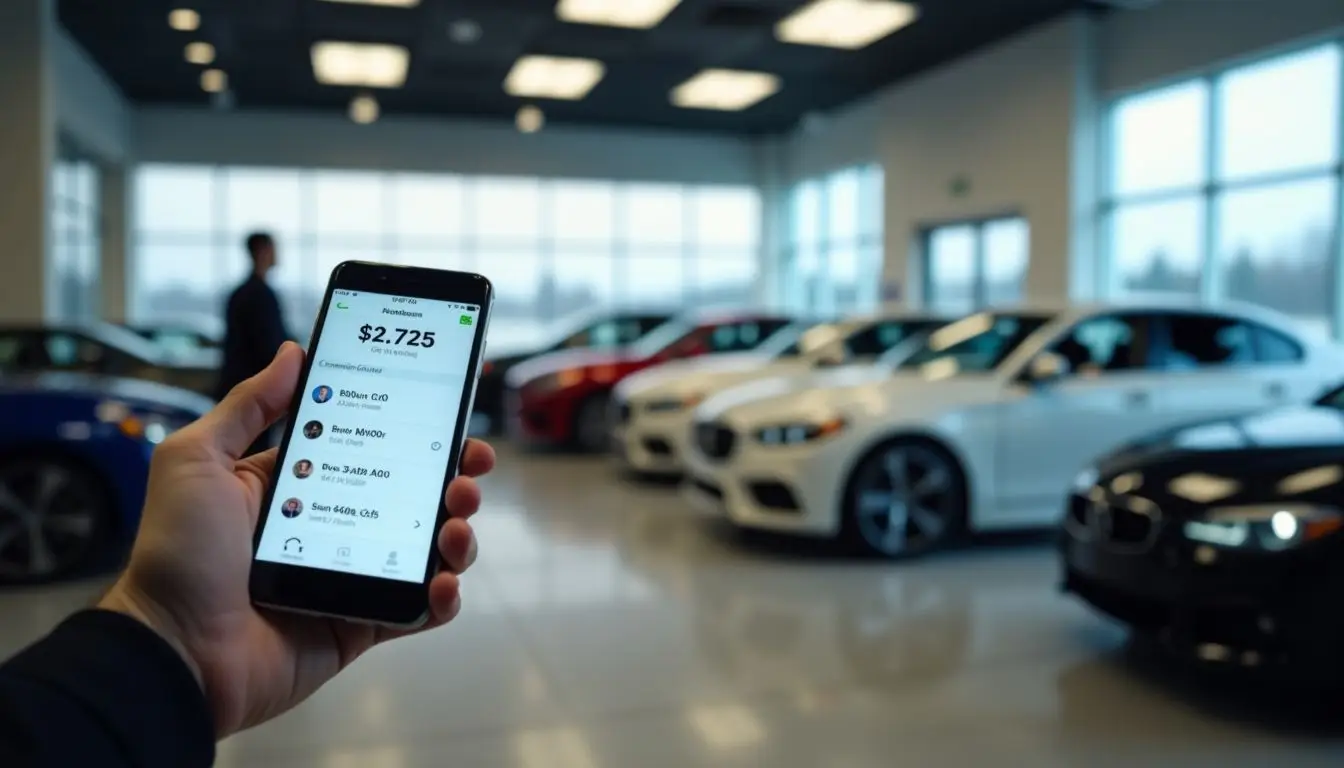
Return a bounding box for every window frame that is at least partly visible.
[1099,39,1344,337]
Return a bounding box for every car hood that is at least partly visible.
[506,348,631,387]
[1092,405,1344,516]
[696,369,999,429]
[0,372,215,416]
[616,354,805,402]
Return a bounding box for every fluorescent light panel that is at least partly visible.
[350,94,380,124]
[201,69,227,93]
[318,0,420,6]
[556,0,682,29]
[168,9,200,31]
[504,55,605,100]
[776,0,919,50]
[311,42,410,88]
[185,42,215,65]
[671,68,780,111]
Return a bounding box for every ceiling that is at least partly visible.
[58,0,1091,135]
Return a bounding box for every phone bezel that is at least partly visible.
[248,260,493,628]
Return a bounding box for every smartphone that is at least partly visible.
[249,261,493,628]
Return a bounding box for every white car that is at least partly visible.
[610,313,950,476]
[682,301,1344,558]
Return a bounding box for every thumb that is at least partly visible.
[198,342,305,460]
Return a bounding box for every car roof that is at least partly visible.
[981,296,1311,335]
[0,322,168,362]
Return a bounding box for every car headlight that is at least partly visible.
[1183,504,1344,550]
[1072,467,1099,492]
[754,417,846,446]
[643,393,705,413]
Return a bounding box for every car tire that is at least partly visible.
[841,437,967,559]
[572,393,612,454]
[0,453,116,585]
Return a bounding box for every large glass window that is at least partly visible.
[50,153,101,321]
[923,216,1030,313]
[1104,42,1344,338]
[131,167,763,351]
[781,165,883,314]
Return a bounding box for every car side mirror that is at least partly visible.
[1027,351,1069,386]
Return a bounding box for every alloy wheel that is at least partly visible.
[0,459,106,582]
[850,443,961,557]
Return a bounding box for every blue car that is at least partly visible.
[0,373,212,584]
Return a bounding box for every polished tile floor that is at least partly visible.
[4,443,1344,766]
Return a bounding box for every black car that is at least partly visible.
[0,324,217,397]
[1062,385,1344,681]
[475,310,672,433]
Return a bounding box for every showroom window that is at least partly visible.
[131,167,762,353]
[1103,42,1343,339]
[922,216,1030,314]
[781,164,883,315]
[50,150,101,322]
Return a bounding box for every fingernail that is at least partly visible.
[465,534,478,569]
[450,592,463,618]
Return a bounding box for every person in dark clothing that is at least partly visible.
[0,343,495,768]
[218,233,290,453]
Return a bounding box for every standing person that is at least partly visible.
[218,232,290,454]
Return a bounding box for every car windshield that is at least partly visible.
[629,318,698,358]
[840,317,950,360]
[86,323,171,364]
[896,312,1054,374]
[753,323,810,358]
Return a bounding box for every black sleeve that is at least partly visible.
[0,610,215,768]
[255,286,290,357]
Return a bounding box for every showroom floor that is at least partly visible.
[3,444,1344,767]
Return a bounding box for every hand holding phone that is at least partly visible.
[249,261,494,627]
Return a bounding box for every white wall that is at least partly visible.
[781,15,1091,306]
[132,108,759,185]
[1100,0,1344,95]
[53,27,130,162]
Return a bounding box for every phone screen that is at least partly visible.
[255,288,481,583]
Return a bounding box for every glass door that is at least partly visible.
[923,216,1029,313]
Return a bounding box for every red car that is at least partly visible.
[506,313,794,451]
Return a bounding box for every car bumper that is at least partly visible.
[1061,520,1344,680]
[611,409,692,475]
[506,389,571,445]
[681,435,848,537]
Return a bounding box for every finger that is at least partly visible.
[196,343,305,461]
[438,518,477,573]
[444,476,481,520]
[373,572,461,645]
[460,439,496,478]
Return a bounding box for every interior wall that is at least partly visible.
[1100,0,1344,95]
[53,27,130,163]
[132,108,759,185]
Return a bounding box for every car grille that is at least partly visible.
[1080,496,1161,552]
[694,422,736,461]
[614,401,632,424]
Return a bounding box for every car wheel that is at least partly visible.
[843,438,966,559]
[572,393,611,453]
[0,455,114,585]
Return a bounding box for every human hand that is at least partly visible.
[97,342,496,737]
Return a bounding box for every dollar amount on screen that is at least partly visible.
[332,505,381,520]
[358,325,436,347]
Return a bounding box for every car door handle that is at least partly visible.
[1266,382,1287,400]
[1125,390,1151,408]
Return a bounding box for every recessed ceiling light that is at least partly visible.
[671,68,780,111]
[185,42,215,65]
[318,0,420,6]
[517,105,545,134]
[350,93,380,124]
[504,55,605,101]
[168,9,200,31]
[311,42,410,88]
[556,0,682,29]
[201,68,228,93]
[776,0,919,50]
[449,19,482,44]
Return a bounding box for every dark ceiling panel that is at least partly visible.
[57,0,1093,135]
